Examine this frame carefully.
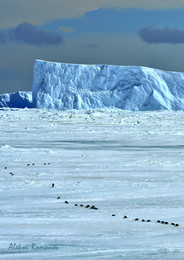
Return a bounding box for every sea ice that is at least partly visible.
[0,108,184,259]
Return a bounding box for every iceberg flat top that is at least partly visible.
[32,60,184,111]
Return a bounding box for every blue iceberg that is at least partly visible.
[0,91,33,108]
[32,60,184,111]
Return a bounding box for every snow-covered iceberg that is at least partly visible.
[32,60,184,111]
[0,91,33,108]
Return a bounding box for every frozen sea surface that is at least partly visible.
[0,108,184,259]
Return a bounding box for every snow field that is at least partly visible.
[0,108,184,259]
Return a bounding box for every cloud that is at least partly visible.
[1,0,184,28]
[87,44,98,48]
[45,8,184,35]
[0,22,64,46]
[80,43,99,49]
[59,26,75,33]
[139,26,184,44]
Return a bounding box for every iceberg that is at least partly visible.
[31,60,184,111]
[0,91,33,108]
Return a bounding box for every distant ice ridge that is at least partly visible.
[0,91,33,108]
[32,60,184,111]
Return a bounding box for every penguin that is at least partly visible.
[142,219,145,222]
[48,163,51,165]
[65,201,69,204]
[123,216,127,219]
[85,205,90,208]
[4,167,7,169]
[147,220,151,222]
[74,204,78,206]
[175,224,179,227]
[44,163,46,165]
[57,197,60,200]
[157,220,161,223]
[27,164,30,166]
[51,183,55,188]
[32,163,35,166]
[112,214,115,216]
[135,218,139,221]
[164,222,168,225]
[161,221,165,224]
[171,223,175,225]
[80,204,83,207]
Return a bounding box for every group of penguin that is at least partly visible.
[4,162,51,176]
[58,197,179,227]
[63,200,98,210]
[4,165,180,228]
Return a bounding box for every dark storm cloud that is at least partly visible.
[0,22,64,46]
[139,26,184,44]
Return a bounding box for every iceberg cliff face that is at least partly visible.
[0,91,33,108]
[32,60,184,111]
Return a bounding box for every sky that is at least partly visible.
[1,0,184,93]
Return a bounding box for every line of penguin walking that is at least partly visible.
[60,197,179,227]
[3,164,180,228]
